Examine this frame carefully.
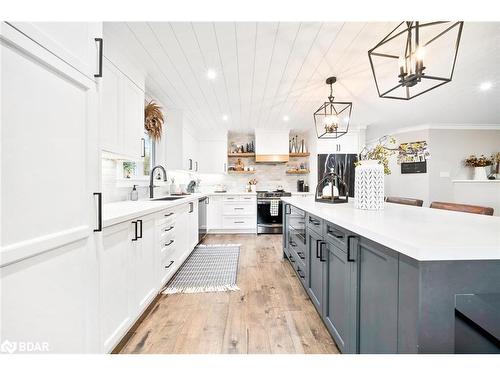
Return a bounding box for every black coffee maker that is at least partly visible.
[297,179,305,192]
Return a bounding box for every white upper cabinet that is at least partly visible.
[317,130,364,154]
[8,22,103,80]
[198,140,228,174]
[101,59,145,160]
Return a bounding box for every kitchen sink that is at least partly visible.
[152,196,184,201]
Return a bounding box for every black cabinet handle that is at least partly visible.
[93,192,102,232]
[309,217,320,226]
[137,219,143,239]
[327,228,344,239]
[234,221,244,224]
[164,226,174,232]
[164,239,174,247]
[164,212,174,217]
[319,242,326,262]
[316,239,322,258]
[141,138,146,157]
[132,221,138,241]
[297,268,305,279]
[285,204,291,215]
[94,38,103,78]
[195,161,198,171]
[297,251,305,260]
[189,202,193,213]
[347,235,356,262]
[165,260,174,269]
[290,254,295,263]
[188,158,193,170]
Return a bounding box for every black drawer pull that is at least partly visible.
[93,192,102,232]
[132,221,138,241]
[309,217,320,226]
[347,235,357,262]
[164,212,174,217]
[164,226,174,232]
[234,221,245,224]
[316,239,322,258]
[297,251,305,260]
[297,268,305,279]
[137,219,143,239]
[290,254,295,263]
[164,240,174,247]
[319,242,326,262]
[165,260,174,269]
[289,240,297,247]
[327,228,344,239]
[234,207,244,210]
[94,38,103,78]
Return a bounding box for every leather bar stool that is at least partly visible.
[385,196,424,207]
[429,201,494,216]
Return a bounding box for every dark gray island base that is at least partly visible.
[282,201,500,354]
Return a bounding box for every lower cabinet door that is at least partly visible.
[324,242,352,353]
[101,221,134,352]
[357,238,399,353]
[133,214,158,315]
[307,229,324,313]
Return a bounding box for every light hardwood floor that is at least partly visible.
[117,234,339,354]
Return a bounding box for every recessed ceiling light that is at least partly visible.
[222,114,229,121]
[283,115,289,122]
[206,69,217,80]
[479,81,493,91]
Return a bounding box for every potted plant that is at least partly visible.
[491,152,500,179]
[464,154,493,180]
[355,136,397,210]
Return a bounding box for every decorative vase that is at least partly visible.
[473,166,488,180]
[250,185,257,193]
[354,160,385,210]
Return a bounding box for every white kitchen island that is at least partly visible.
[281,196,500,354]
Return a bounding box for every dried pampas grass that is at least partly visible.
[144,100,164,141]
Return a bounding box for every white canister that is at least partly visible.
[473,166,488,180]
[354,160,385,210]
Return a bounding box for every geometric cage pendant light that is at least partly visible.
[368,21,464,100]
[313,76,353,139]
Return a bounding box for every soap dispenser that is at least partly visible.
[130,185,139,201]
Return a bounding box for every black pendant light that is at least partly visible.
[314,76,353,139]
[368,21,464,100]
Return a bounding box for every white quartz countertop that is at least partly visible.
[281,196,500,261]
[103,193,206,228]
[204,191,257,195]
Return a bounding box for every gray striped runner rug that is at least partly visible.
[162,244,240,295]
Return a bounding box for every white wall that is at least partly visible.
[372,125,500,214]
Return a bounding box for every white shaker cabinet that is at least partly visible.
[8,22,103,80]
[100,221,133,353]
[100,213,157,353]
[207,195,223,230]
[0,22,102,353]
[198,140,228,174]
[316,131,362,154]
[101,59,145,160]
[131,214,157,316]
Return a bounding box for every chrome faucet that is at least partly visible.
[149,165,168,198]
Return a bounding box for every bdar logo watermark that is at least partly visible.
[1,340,50,354]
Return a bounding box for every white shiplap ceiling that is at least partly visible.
[104,22,500,133]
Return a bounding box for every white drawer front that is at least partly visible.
[222,216,255,229]
[222,202,255,216]
[222,195,256,203]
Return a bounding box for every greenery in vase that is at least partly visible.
[357,136,397,175]
[464,154,493,167]
[123,161,135,178]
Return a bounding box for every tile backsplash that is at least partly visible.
[102,156,312,203]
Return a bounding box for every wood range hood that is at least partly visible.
[254,129,290,163]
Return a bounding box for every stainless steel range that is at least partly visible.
[257,190,292,234]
